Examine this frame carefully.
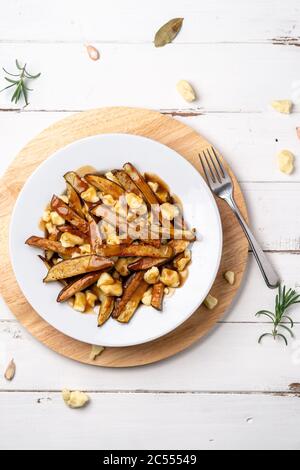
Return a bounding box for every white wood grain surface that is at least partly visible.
[1,392,300,450]
[1,0,299,44]
[0,112,299,182]
[0,43,300,112]
[0,0,300,450]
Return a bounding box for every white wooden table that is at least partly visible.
[1,0,300,450]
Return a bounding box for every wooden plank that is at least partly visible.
[0,0,299,44]
[0,112,299,183]
[184,113,300,183]
[226,252,300,322]
[1,391,300,450]
[241,183,300,251]
[0,43,299,112]
[1,316,300,392]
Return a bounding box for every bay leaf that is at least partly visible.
[154,18,184,48]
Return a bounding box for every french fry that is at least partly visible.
[151,282,165,310]
[117,237,134,246]
[117,280,148,323]
[96,243,173,258]
[64,171,89,194]
[44,255,114,282]
[65,182,85,218]
[38,255,68,286]
[57,271,102,302]
[123,163,159,206]
[98,296,115,326]
[85,174,124,199]
[51,195,89,233]
[128,239,189,271]
[26,236,79,257]
[89,219,102,251]
[127,257,167,271]
[38,255,53,271]
[112,272,144,318]
[112,169,144,198]
[82,201,96,222]
[143,239,162,248]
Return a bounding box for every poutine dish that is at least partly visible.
[25,163,196,326]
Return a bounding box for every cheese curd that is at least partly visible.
[73,292,86,312]
[204,294,218,310]
[126,192,144,210]
[81,186,100,203]
[160,268,180,288]
[144,267,160,284]
[100,280,123,297]
[60,232,84,248]
[50,211,65,226]
[160,203,180,221]
[142,288,153,306]
[97,272,115,287]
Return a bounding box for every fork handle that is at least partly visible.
[225,196,280,289]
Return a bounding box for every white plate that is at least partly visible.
[9,134,222,347]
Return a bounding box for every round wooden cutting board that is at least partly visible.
[0,107,248,367]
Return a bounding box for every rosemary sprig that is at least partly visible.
[0,60,41,107]
[256,285,300,345]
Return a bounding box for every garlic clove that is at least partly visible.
[4,359,16,381]
[86,44,100,61]
[176,80,197,102]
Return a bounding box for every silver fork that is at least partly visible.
[199,146,280,289]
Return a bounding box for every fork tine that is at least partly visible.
[199,150,216,188]
[207,147,222,183]
[203,150,217,183]
[211,147,226,179]
[199,153,210,184]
